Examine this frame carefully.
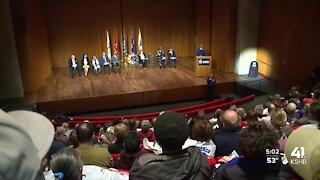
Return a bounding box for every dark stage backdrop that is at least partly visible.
[45,0,196,68]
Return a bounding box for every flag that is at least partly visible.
[122,30,127,57]
[138,29,143,52]
[131,31,135,54]
[114,32,119,55]
[106,30,112,60]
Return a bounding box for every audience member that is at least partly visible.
[284,125,320,180]
[213,110,242,157]
[62,122,72,137]
[115,132,144,170]
[75,122,113,168]
[0,109,54,179]
[236,108,246,121]
[270,108,292,139]
[214,122,281,180]
[69,130,78,148]
[191,120,216,157]
[245,109,259,126]
[294,102,320,125]
[55,126,69,144]
[47,148,128,180]
[286,102,298,123]
[109,123,128,153]
[130,112,211,179]
[137,120,156,143]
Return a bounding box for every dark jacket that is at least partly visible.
[114,150,144,170]
[213,127,242,157]
[108,139,125,154]
[214,157,281,180]
[129,147,211,180]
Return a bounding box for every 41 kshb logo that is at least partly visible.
[290,147,307,165]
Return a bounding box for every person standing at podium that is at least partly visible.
[207,73,216,102]
[196,44,206,56]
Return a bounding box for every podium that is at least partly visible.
[194,56,212,77]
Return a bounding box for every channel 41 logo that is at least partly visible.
[290,147,307,165]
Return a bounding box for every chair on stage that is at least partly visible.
[147,53,156,68]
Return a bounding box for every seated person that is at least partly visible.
[91,55,101,75]
[111,53,121,74]
[47,148,128,180]
[167,48,177,68]
[114,132,144,170]
[214,122,281,179]
[191,120,216,157]
[196,44,206,56]
[109,123,128,153]
[68,54,81,78]
[75,122,113,168]
[156,47,166,68]
[137,120,155,143]
[130,112,211,179]
[139,50,147,69]
[100,52,111,74]
[213,110,242,157]
[82,53,90,77]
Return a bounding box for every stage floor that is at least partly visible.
[24,58,248,114]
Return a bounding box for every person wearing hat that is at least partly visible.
[130,112,211,179]
[284,124,320,180]
[0,109,55,180]
[137,120,155,143]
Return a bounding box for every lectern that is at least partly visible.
[194,56,212,77]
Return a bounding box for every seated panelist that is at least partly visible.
[68,54,81,78]
[82,53,90,77]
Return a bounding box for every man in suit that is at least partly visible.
[196,44,206,56]
[111,53,121,74]
[100,52,111,75]
[68,54,81,78]
[167,48,177,68]
[139,50,147,69]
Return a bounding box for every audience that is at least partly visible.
[115,132,144,170]
[47,148,129,180]
[213,110,242,157]
[75,122,113,168]
[109,123,128,153]
[137,120,156,143]
[130,112,211,179]
[55,126,69,144]
[214,122,281,180]
[191,120,216,157]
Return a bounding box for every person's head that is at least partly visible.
[192,120,214,142]
[196,110,206,120]
[56,126,66,137]
[128,119,137,131]
[309,102,320,121]
[254,104,264,118]
[245,109,259,125]
[83,53,87,58]
[114,123,128,140]
[140,120,151,133]
[236,108,246,121]
[62,122,69,130]
[50,148,83,180]
[76,122,94,144]
[154,112,189,152]
[95,124,102,136]
[220,110,241,130]
[102,52,106,56]
[230,105,238,111]
[287,102,297,115]
[213,109,223,119]
[285,126,320,180]
[200,44,203,48]
[93,55,97,60]
[238,121,279,160]
[69,130,78,148]
[124,133,140,153]
[208,72,213,78]
[71,54,75,59]
[0,109,55,180]
[270,108,287,131]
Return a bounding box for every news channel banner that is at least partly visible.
[266,147,307,165]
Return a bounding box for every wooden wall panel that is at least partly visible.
[195,0,211,56]
[10,0,52,92]
[122,0,195,58]
[45,0,122,68]
[257,0,320,89]
[211,0,238,72]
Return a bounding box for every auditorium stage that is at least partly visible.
[25,58,248,115]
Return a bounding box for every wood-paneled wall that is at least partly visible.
[211,0,238,72]
[10,0,52,92]
[45,0,196,68]
[257,0,320,89]
[195,0,211,55]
